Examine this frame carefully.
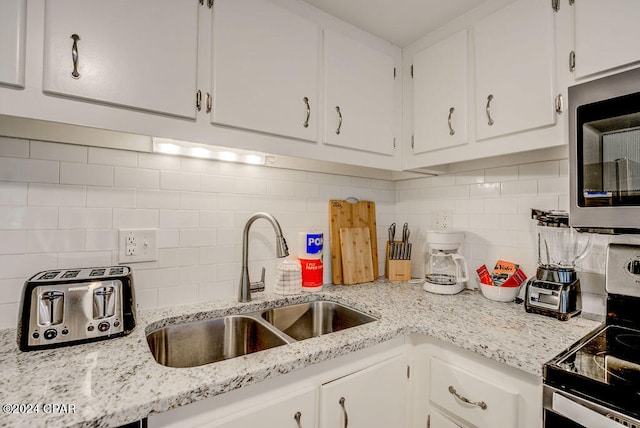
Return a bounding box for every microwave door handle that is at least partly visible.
[552,393,622,428]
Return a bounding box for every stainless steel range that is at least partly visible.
[543,244,640,427]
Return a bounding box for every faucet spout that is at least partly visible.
[239,212,289,302]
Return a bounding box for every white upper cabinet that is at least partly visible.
[474,0,556,141]
[323,29,396,156]
[0,0,26,88]
[211,0,319,141]
[574,0,640,79]
[42,0,199,119]
[412,30,468,154]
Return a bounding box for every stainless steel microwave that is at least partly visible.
[570,67,640,232]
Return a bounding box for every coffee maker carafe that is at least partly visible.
[424,231,468,295]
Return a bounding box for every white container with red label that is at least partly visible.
[298,232,323,292]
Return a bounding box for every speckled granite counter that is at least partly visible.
[0,281,601,427]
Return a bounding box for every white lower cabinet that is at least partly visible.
[411,336,542,428]
[210,386,316,428]
[319,353,409,428]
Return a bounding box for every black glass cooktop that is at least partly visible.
[545,325,640,420]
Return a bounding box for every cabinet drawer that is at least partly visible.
[430,356,518,428]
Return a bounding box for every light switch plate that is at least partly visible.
[118,229,158,263]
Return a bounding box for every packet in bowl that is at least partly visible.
[476,261,527,302]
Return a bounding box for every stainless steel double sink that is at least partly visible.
[146,300,378,368]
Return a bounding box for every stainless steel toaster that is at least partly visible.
[17,266,136,351]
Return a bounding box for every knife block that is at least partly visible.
[385,241,411,281]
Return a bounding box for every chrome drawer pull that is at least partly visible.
[303,97,310,128]
[294,411,302,428]
[339,397,349,427]
[485,94,495,126]
[448,107,455,136]
[448,386,487,410]
[70,34,81,79]
[335,106,342,135]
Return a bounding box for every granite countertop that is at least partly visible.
[0,281,601,427]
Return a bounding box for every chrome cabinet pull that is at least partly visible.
[294,411,302,428]
[485,94,495,126]
[448,386,487,410]
[196,90,202,112]
[70,34,81,79]
[335,106,342,135]
[339,397,348,428]
[447,107,455,136]
[303,97,310,128]
[206,92,212,113]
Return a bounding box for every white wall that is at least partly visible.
[3,136,640,329]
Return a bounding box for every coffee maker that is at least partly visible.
[424,230,469,295]
[525,209,591,320]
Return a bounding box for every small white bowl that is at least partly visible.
[479,281,521,302]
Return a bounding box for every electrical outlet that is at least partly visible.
[436,210,453,231]
[119,229,157,263]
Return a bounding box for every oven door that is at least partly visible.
[543,385,639,428]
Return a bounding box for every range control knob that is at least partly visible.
[97,321,111,332]
[43,329,57,340]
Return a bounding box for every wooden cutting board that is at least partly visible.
[339,227,374,285]
[329,200,378,284]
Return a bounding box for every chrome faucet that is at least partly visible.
[238,212,289,302]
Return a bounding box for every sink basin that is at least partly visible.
[260,300,377,341]
[146,315,288,368]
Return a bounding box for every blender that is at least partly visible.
[423,230,469,295]
[525,209,592,320]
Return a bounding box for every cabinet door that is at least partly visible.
[323,29,395,156]
[43,0,199,119]
[474,0,555,141]
[574,0,640,78]
[319,354,408,428]
[430,409,464,428]
[0,0,26,88]
[211,0,319,142]
[210,387,316,428]
[413,30,468,154]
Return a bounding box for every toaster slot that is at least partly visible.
[93,286,116,319]
[38,291,64,326]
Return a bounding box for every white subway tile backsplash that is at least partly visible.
[27,230,85,253]
[87,187,136,208]
[501,179,537,196]
[538,176,569,195]
[138,190,180,209]
[455,171,484,185]
[519,161,559,179]
[138,152,181,171]
[160,170,201,192]
[113,209,159,229]
[0,157,59,183]
[0,231,26,254]
[114,167,159,189]
[89,147,137,167]
[60,162,113,187]
[160,210,199,229]
[59,208,112,230]
[0,182,27,205]
[0,137,29,158]
[158,284,199,307]
[85,230,117,252]
[31,141,87,162]
[469,182,501,199]
[28,183,86,207]
[0,278,23,305]
[0,206,58,230]
[180,229,216,248]
[485,166,518,183]
[180,192,218,210]
[0,253,58,280]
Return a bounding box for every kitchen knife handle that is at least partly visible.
[339,397,349,428]
[294,411,302,428]
[448,107,455,135]
[485,94,495,126]
[303,97,310,128]
[335,106,342,135]
[70,34,81,79]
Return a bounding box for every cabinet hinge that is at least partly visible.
[410,64,414,78]
[551,0,559,12]
[569,50,576,73]
[555,93,564,114]
[406,365,410,379]
[411,135,415,150]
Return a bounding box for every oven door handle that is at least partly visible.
[552,392,624,427]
